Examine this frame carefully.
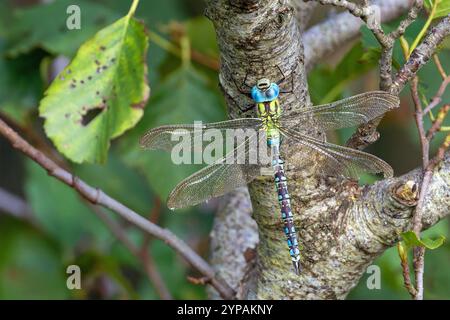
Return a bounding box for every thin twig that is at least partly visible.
[433,54,447,79]
[423,76,450,114]
[392,15,450,94]
[398,243,418,297]
[0,117,235,300]
[409,75,429,300]
[135,196,173,300]
[347,14,450,150]
[390,0,423,39]
[0,188,36,223]
[427,105,450,140]
[412,77,429,169]
[90,205,173,300]
[303,0,411,68]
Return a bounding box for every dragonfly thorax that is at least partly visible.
[257,99,282,136]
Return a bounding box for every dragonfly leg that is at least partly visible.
[238,103,255,113]
[277,65,295,94]
[275,65,287,85]
[231,71,252,95]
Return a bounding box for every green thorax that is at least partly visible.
[257,99,281,140]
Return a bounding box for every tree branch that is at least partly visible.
[0,117,235,300]
[293,0,318,31]
[347,13,450,150]
[0,188,35,223]
[303,0,412,68]
[391,14,450,93]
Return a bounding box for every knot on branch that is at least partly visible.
[392,180,419,207]
[379,179,419,220]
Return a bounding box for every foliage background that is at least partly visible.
[0,0,448,299]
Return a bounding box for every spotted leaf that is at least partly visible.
[39,15,149,163]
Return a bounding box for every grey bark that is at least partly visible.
[206,0,449,299]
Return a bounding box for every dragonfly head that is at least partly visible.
[251,79,280,103]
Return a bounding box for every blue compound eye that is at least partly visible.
[270,83,280,97]
[266,87,275,99]
[251,86,266,103]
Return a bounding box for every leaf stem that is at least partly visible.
[399,36,410,59]
[180,36,191,68]
[148,31,181,57]
[128,0,140,17]
[408,0,439,57]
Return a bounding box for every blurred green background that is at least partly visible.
[0,0,449,299]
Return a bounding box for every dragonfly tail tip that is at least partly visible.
[292,260,301,275]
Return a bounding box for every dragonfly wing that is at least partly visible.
[140,118,263,152]
[167,134,266,209]
[280,127,393,179]
[281,91,399,131]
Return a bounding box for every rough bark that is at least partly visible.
[206,0,449,299]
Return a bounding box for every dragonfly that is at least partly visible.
[140,70,399,275]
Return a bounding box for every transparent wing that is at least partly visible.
[281,91,399,131]
[140,118,263,152]
[167,134,266,209]
[280,127,393,179]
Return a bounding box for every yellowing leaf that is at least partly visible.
[39,15,150,163]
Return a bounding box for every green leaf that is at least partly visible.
[39,15,150,164]
[0,41,44,124]
[185,17,219,58]
[401,231,446,250]
[6,0,120,58]
[122,65,226,201]
[0,219,69,299]
[308,42,378,104]
[424,0,450,19]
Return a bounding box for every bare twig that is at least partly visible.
[187,276,211,286]
[423,76,450,114]
[347,13,450,150]
[0,117,235,300]
[135,197,173,300]
[309,0,425,150]
[90,205,172,300]
[427,105,450,140]
[390,0,422,39]
[139,243,173,300]
[406,54,450,299]
[412,77,429,169]
[392,15,450,93]
[303,0,411,68]
[398,243,418,297]
[433,54,447,79]
[0,184,172,298]
[308,0,418,89]
[408,75,428,300]
[0,188,35,223]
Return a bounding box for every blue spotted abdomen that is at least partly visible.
[270,139,301,274]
